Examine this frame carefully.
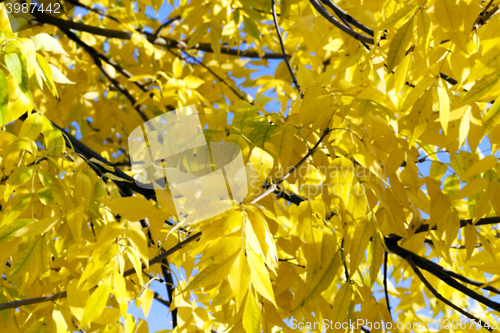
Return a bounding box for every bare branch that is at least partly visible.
[272,0,303,97]
[406,256,492,332]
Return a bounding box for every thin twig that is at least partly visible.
[154,16,181,39]
[250,127,330,204]
[65,0,120,22]
[406,256,492,332]
[178,49,252,104]
[272,0,303,97]
[383,251,391,318]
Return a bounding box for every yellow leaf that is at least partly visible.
[459,107,471,147]
[377,5,418,30]
[461,155,498,180]
[13,216,60,237]
[386,18,414,72]
[67,205,84,238]
[350,219,374,273]
[0,219,30,244]
[438,83,451,135]
[80,277,112,328]
[229,249,251,310]
[248,147,274,197]
[330,283,352,323]
[463,224,477,261]
[435,0,467,51]
[189,251,238,290]
[127,222,149,267]
[394,53,412,93]
[247,248,277,307]
[19,112,45,141]
[300,229,340,309]
[75,172,92,207]
[243,289,261,333]
[89,158,115,172]
[407,90,432,146]
[103,172,133,183]
[53,309,68,333]
[139,289,154,318]
[452,178,489,200]
[112,267,128,317]
[99,197,159,221]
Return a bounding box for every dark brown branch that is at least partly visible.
[161,258,177,328]
[406,256,492,332]
[0,232,201,311]
[319,0,374,36]
[309,0,374,44]
[272,0,303,97]
[153,292,171,308]
[37,16,285,59]
[383,251,391,318]
[385,237,500,312]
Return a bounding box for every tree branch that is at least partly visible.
[385,237,500,312]
[309,0,374,44]
[65,0,120,23]
[383,251,391,318]
[406,256,492,332]
[272,0,303,97]
[161,258,178,328]
[153,291,171,308]
[36,15,285,59]
[319,0,374,37]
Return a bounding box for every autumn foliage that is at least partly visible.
[1,0,500,332]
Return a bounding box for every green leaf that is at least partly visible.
[0,70,8,126]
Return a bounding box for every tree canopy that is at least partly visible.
[1,0,500,332]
